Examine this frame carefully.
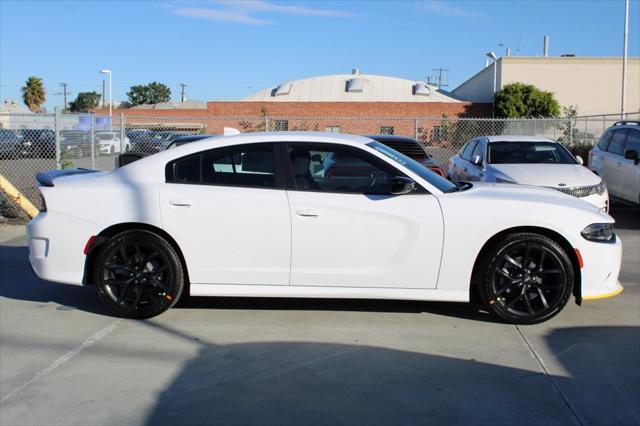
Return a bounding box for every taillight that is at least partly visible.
[38,191,47,212]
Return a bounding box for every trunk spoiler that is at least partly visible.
[36,168,99,187]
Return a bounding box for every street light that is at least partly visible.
[100,69,112,127]
[486,52,498,119]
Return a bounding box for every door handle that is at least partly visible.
[169,199,192,207]
[296,208,319,217]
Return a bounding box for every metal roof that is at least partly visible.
[243,73,462,103]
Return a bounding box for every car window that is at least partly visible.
[167,143,278,189]
[597,130,612,151]
[287,144,396,194]
[625,129,640,154]
[608,129,628,156]
[470,141,484,163]
[487,141,577,164]
[461,141,477,160]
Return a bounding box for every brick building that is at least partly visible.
[98,71,490,138]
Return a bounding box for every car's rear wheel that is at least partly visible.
[94,230,184,319]
[476,233,573,324]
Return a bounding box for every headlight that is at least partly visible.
[594,181,607,195]
[581,223,614,242]
[496,177,515,184]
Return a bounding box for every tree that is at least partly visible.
[21,76,46,112]
[494,82,560,118]
[68,91,101,112]
[126,82,172,106]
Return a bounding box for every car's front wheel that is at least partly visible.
[476,233,574,324]
[94,230,184,319]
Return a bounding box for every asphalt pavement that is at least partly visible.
[0,207,638,426]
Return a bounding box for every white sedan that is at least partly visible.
[27,132,623,324]
[96,132,130,155]
[447,136,609,211]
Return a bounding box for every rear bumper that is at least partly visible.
[27,212,92,286]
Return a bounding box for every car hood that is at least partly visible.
[489,164,600,188]
[449,182,608,216]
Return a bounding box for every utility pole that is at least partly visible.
[431,68,449,89]
[59,83,69,110]
[621,0,629,118]
[180,83,187,102]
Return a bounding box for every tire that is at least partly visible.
[94,230,184,319]
[475,233,573,325]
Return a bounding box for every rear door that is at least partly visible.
[160,143,291,285]
[284,142,443,289]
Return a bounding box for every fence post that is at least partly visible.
[120,112,126,152]
[414,118,419,140]
[264,115,269,132]
[568,118,573,145]
[54,107,61,169]
[90,113,96,170]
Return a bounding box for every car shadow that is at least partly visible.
[0,243,497,323]
[138,320,639,425]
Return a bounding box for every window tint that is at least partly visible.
[608,130,628,155]
[470,141,484,162]
[461,140,477,160]
[625,129,640,153]
[597,130,612,151]
[288,144,395,194]
[202,146,275,187]
[167,144,277,188]
[487,142,576,164]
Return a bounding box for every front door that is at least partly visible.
[285,143,444,289]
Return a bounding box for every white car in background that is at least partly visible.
[28,132,622,324]
[589,121,640,206]
[447,136,609,211]
[96,132,130,155]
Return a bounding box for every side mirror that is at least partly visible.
[624,149,639,165]
[390,177,416,195]
[575,155,584,165]
[471,154,482,166]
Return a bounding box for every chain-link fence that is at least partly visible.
[1,110,638,219]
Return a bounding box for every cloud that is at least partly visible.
[416,0,482,18]
[172,1,354,25]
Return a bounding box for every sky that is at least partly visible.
[1,0,638,110]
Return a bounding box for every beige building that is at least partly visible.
[453,56,640,115]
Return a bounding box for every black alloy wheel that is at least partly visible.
[477,233,573,324]
[95,230,184,319]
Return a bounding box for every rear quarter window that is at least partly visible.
[608,130,628,155]
[597,131,612,151]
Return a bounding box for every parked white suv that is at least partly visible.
[447,136,609,210]
[589,121,640,206]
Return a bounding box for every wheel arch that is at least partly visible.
[470,226,582,305]
[82,222,190,288]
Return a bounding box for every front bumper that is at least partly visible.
[578,233,623,301]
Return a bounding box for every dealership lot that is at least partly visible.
[0,207,638,426]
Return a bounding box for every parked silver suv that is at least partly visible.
[589,120,640,206]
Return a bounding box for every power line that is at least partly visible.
[55,83,72,110]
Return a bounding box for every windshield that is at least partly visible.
[368,141,457,193]
[488,141,577,164]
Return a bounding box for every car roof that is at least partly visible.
[365,134,418,143]
[195,131,374,146]
[484,135,556,143]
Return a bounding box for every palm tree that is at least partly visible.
[21,76,46,112]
